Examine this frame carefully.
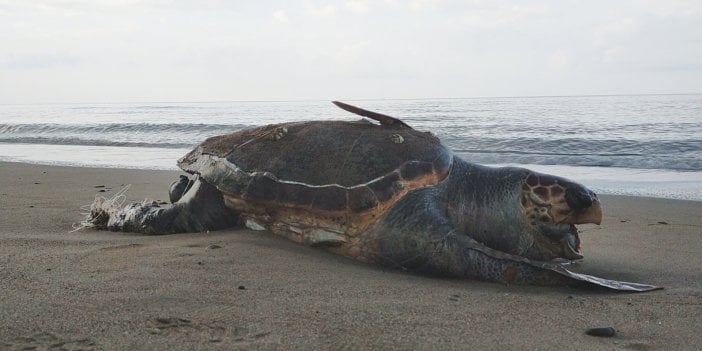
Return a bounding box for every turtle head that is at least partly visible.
[519,172,602,261]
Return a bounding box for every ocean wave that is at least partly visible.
[441,136,702,157]
[0,122,251,135]
[66,105,212,110]
[0,122,251,149]
[451,149,643,157]
[0,137,194,149]
[456,151,701,172]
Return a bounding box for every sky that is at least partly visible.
[0,0,701,103]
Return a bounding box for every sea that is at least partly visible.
[1,95,701,201]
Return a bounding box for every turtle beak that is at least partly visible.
[559,187,602,260]
[565,187,602,225]
[571,198,603,225]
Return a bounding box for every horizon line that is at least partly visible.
[1,92,701,106]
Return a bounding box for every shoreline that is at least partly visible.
[1,161,701,350]
[2,153,702,201]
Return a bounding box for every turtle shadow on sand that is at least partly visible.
[79,101,660,292]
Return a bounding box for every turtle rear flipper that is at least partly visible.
[332,101,412,129]
[107,176,238,234]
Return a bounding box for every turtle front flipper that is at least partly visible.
[373,223,572,287]
[368,191,575,287]
[536,262,663,292]
[370,194,660,291]
[453,235,662,292]
[378,227,660,291]
[94,176,238,234]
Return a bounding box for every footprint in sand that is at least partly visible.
[97,243,144,251]
[2,331,96,351]
[145,317,270,344]
[146,317,226,342]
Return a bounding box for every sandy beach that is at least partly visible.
[1,161,701,350]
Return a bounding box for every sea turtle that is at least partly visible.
[85,101,659,292]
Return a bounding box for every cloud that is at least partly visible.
[642,0,702,18]
[593,17,641,47]
[272,10,290,23]
[335,40,370,66]
[345,0,370,14]
[454,3,546,30]
[381,0,440,12]
[1,0,701,103]
[406,0,439,12]
[1,53,79,70]
[547,49,571,71]
[306,2,337,18]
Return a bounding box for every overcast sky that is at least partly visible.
[1,0,701,103]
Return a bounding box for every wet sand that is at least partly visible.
[1,161,701,350]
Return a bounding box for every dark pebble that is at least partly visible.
[657,221,668,225]
[206,244,222,250]
[34,182,41,184]
[98,189,106,192]
[94,185,105,188]
[585,327,616,337]
[238,285,246,290]
[197,261,203,265]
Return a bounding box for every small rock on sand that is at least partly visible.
[585,327,616,337]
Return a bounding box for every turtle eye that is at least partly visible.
[565,186,595,210]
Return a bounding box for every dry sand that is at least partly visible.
[1,161,701,350]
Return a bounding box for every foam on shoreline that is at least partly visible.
[2,143,701,201]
